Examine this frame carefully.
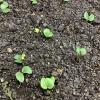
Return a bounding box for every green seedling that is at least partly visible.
[83,11,95,22]
[22,66,32,74]
[40,76,55,90]
[43,28,54,38]
[34,27,40,33]
[31,0,38,5]
[16,72,24,83]
[76,47,87,56]
[16,66,32,83]
[0,1,10,13]
[14,53,26,64]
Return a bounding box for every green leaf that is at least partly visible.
[40,78,47,89]
[46,78,55,89]
[80,48,87,56]
[14,54,21,59]
[0,1,8,9]
[40,77,55,90]
[14,54,22,63]
[89,14,95,21]
[15,72,24,83]
[84,11,95,22]
[76,47,86,56]
[15,59,22,64]
[22,66,32,74]
[1,8,10,13]
[76,47,81,55]
[21,53,26,60]
[31,0,37,5]
[84,12,89,21]
[43,28,54,38]
[51,76,55,83]
[14,54,25,64]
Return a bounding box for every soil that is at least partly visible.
[0,0,100,100]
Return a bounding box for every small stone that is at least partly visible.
[0,78,4,82]
[7,48,13,53]
[52,71,59,76]
[43,23,48,27]
[31,12,35,16]
[58,24,65,31]
[98,93,100,97]
[26,79,29,83]
[52,69,63,76]
[40,15,44,18]
[56,89,60,93]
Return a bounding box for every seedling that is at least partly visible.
[22,66,32,74]
[40,76,55,90]
[14,53,26,64]
[31,0,38,5]
[76,47,87,56]
[16,72,24,83]
[83,11,95,22]
[43,28,54,38]
[34,28,40,33]
[15,66,32,83]
[0,1,10,13]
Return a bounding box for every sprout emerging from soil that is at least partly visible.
[34,28,40,33]
[83,11,95,22]
[43,28,54,38]
[0,1,10,13]
[16,66,32,83]
[40,76,55,90]
[76,47,87,56]
[14,53,26,64]
[31,0,38,5]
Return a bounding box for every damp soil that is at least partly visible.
[0,0,100,100]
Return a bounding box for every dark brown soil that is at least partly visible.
[0,0,100,100]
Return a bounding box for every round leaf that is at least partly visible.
[80,48,87,56]
[46,78,55,89]
[32,0,37,4]
[14,54,21,60]
[76,47,86,56]
[22,66,32,74]
[15,72,24,83]
[84,12,89,21]
[51,76,55,83]
[1,8,10,13]
[14,54,22,63]
[43,28,54,38]
[40,78,47,89]
[76,47,81,55]
[0,1,9,10]
[89,14,95,21]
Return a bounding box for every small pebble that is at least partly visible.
[7,48,13,53]
[0,78,4,82]
[26,79,29,83]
